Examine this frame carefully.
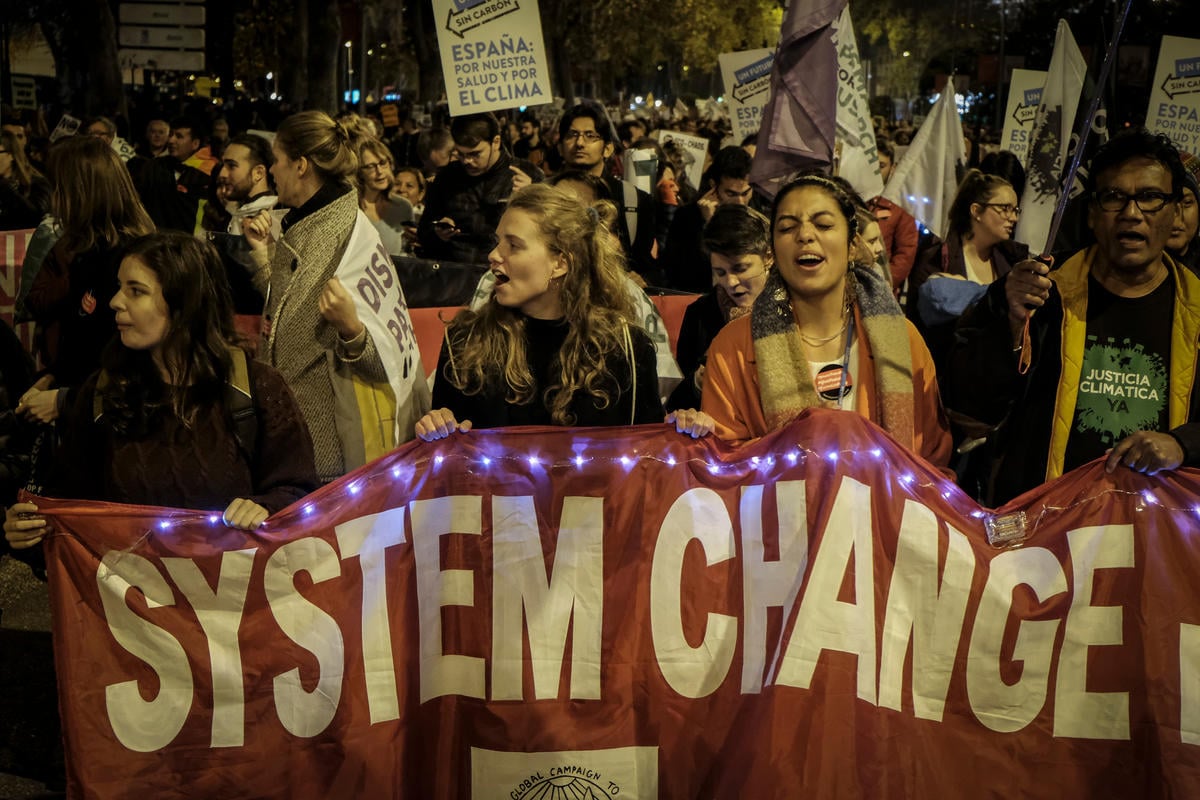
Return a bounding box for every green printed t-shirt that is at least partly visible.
[1063,274,1174,472]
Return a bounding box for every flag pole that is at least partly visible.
[1040,0,1134,257]
[1017,0,1135,375]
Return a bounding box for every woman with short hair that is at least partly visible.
[356,138,415,255]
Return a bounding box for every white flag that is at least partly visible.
[832,7,884,200]
[1015,20,1086,253]
[880,80,966,238]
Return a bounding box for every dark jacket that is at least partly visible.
[0,175,50,230]
[665,290,726,411]
[432,315,663,428]
[417,151,543,264]
[663,202,710,292]
[134,156,211,234]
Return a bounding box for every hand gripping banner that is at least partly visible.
[36,409,1200,798]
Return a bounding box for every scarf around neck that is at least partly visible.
[750,262,916,447]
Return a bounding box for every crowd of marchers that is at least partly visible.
[0,97,1197,555]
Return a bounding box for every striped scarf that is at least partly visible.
[751,262,916,447]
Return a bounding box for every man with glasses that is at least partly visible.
[948,129,1200,504]
[416,111,542,263]
[557,101,659,283]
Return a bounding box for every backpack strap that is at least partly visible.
[92,371,110,422]
[621,181,639,245]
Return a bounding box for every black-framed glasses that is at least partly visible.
[360,161,390,173]
[984,203,1021,218]
[1093,188,1174,213]
[564,130,603,144]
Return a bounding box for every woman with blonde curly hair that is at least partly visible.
[416,183,668,437]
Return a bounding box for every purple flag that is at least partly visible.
[749,0,849,199]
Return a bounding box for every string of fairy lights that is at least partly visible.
[132,437,1200,547]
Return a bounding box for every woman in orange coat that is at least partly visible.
[701,173,952,469]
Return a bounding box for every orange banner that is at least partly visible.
[38,410,1200,798]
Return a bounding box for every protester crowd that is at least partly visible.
[1,86,1200,793]
[0,95,1197,525]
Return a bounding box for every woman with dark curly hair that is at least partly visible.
[5,231,318,550]
[416,183,689,438]
[702,173,951,466]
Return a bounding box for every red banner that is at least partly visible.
[39,410,1200,798]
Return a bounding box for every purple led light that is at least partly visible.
[574,455,585,467]
[666,455,677,467]
[158,520,171,530]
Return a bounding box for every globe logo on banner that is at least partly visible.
[472,746,657,799]
[517,775,611,799]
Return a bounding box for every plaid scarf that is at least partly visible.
[751,262,915,447]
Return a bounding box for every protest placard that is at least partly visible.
[1000,68,1047,164]
[1145,35,1200,153]
[435,0,553,116]
[720,48,774,144]
[656,129,708,195]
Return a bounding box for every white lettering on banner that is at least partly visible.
[741,481,808,693]
[411,495,486,702]
[1053,525,1133,739]
[162,549,256,747]
[776,477,877,705]
[967,548,1067,733]
[1183,624,1200,745]
[335,507,409,723]
[263,538,345,737]
[491,496,603,701]
[878,501,975,721]
[651,488,738,698]
[98,552,194,753]
[93,483,1172,752]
